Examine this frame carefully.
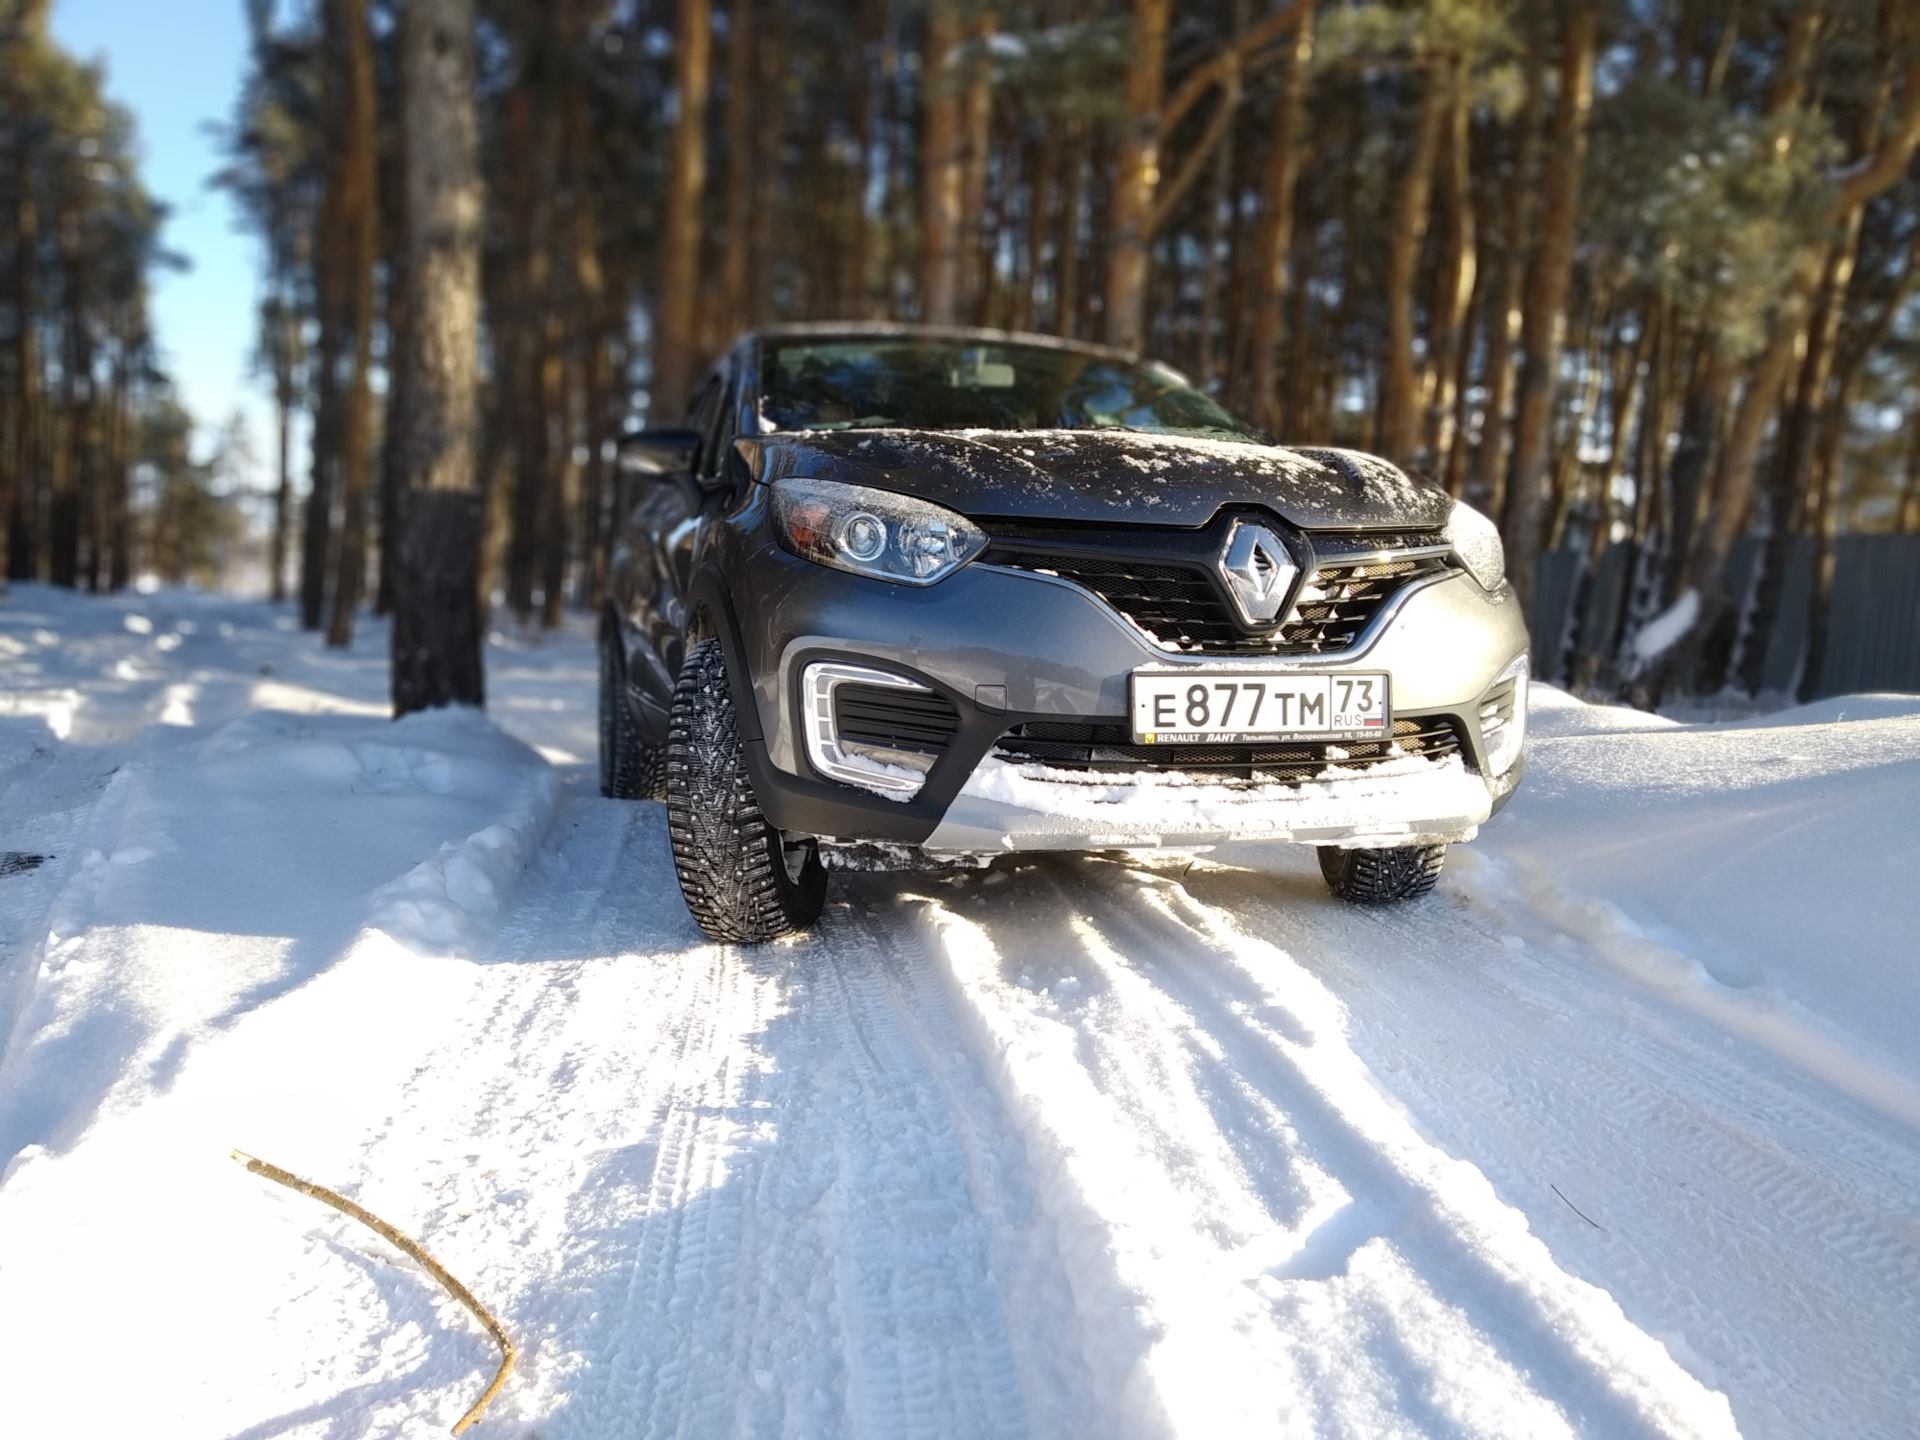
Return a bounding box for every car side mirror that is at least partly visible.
[616,427,702,476]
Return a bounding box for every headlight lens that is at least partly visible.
[771,477,987,585]
[1446,499,1506,591]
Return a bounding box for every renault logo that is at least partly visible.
[1217,521,1297,626]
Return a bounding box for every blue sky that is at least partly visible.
[49,0,271,475]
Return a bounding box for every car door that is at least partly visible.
[611,371,728,740]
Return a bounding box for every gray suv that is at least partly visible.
[602,325,1529,942]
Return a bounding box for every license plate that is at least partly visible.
[1130,669,1390,743]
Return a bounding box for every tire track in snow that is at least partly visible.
[905,856,1740,1439]
[1170,854,1920,1440]
[349,793,1093,1439]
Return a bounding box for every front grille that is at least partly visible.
[1286,554,1453,652]
[982,529,1451,656]
[995,555,1235,650]
[832,683,961,756]
[992,715,1461,786]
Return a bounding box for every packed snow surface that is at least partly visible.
[1,582,1916,1439]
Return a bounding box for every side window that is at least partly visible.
[687,371,728,477]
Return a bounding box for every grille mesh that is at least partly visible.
[993,715,1461,786]
[984,543,1450,655]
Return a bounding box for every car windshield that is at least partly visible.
[759,338,1261,440]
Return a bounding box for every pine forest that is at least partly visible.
[4,0,1920,709]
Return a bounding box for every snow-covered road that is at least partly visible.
[1,584,1916,1439]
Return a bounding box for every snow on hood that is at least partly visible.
[741,430,1451,530]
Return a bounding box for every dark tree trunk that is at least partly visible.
[920,0,964,324]
[1424,68,1476,478]
[1472,32,1544,516]
[391,0,485,716]
[651,0,712,422]
[721,0,756,336]
[1377,61,1446,466]
[1243,8,1314,430]
[270,298,297,605]
[1735,209,1861,697]
[1105,0,1168,350]
[326,0,378,648]
[1501,0,1596,617]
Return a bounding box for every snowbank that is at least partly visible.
[1468,683,1920,1110]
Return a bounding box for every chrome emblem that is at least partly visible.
[1217,521,1297,625]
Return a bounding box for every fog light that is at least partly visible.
[1480,653,1529,777]
[801,662,937,800]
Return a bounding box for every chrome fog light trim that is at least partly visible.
[1480,652,1530,777]
[801,661,936,799]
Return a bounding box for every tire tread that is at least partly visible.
[665,640,825,942]
[1317,843,1447,903]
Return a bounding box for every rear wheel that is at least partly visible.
[666,639,827,942]
[1317,843,1447,903]
[599,633,664,800]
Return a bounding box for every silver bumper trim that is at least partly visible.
[922,754,1491,853]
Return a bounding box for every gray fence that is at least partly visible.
[1531,534,1920,698]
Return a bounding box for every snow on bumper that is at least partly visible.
[922,751,1491,853]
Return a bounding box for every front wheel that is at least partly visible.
[1317,844,1447,903]
[666,639,827,942]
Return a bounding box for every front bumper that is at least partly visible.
[704,527,1529,852]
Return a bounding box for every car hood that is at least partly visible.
[739,429,1451,531]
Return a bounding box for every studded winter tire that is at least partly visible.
[1317,843,1447,903]
[600,632,664,800]
[666,639,827,942]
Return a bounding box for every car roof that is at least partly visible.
[747,321,1142,366]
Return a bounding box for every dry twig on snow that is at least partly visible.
[232,1149,515,1434]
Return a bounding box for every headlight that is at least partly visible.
[770,477,987,585]
[1446,499,1506,591]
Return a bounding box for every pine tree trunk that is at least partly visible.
[651,0,711,422]
[1020,120,1059,334]
[749,0,786,326]
[1735,209,1861,696]
[1901,413,1920,533]
[391,0,485,717]
[958,8,995,324]
[720,0,755,337]
[1500,0,1596,618]
[1377,61,1447,466]
[302,284,342,626]
[1104,0,1169,351]
[2,17,42,584]
[375,68,412,620]
[270,298,297,605]
[920,0,964,324]
[1243,8,1314,431]
[52,218,86,590]
[326,0,378,648]
[1562,314,1649,687]
[1544,302,1604,552]
[105,326,131,592]
[1055,119,1085,338]
[504,52,560,621]
[1424,68,1476,476]
[1471,33,1544,515]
